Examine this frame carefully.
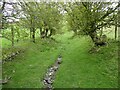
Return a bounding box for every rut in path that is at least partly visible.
[42,55,62,89]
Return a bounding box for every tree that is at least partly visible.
[35,2,62,38]
[113,12,119,40]
[11,24,14,46]
[0,1,6,29]
[1,1,21,46]
[65,2,120,46]
[18,2,38,42]
[19,1,62,41]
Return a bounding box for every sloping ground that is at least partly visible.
[2,32,118,88]
[53,32,118,88]
[2,38,62,88]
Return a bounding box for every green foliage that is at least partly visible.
[1,25,29,43]
[19,2,63,37]
[65,2,119,37]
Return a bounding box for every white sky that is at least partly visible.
[2,0,120,2]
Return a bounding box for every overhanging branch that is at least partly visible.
[99,3,120,22]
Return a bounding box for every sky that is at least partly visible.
[1,0,119,2]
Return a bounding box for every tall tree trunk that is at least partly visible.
[11,25,14,46]
[30,28,32,39]
[45,29,48,37]
[115,21,117,40]
[1,2,6,29]
[39,27,42,38]
[16,30,20,42]
[32,28,35,43]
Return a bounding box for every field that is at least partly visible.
[1,1,119,89]
[1,26,118,88]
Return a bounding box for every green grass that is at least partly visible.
[2,38,61,88]
[53,33,118,88]
[1,38,12,48]
[2,31,118,88]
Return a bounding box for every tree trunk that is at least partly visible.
[89,31,97,42]
[89,31,107,46]
[115,21,117,40]
[32,28,35,43]
[16,30,20,42]
[39,27,42,38]
[45,29,48,38]
[30,28,32,39]
[1,2,6,29]
[73,29,77,35]
[11,26,14,46]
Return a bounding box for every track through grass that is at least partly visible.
[2,32,118,88]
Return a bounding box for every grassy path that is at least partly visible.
[53,32,118,88]
[2,38,61,88]
[2,32,118,88]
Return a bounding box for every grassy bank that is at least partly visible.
[2,31,118,88]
